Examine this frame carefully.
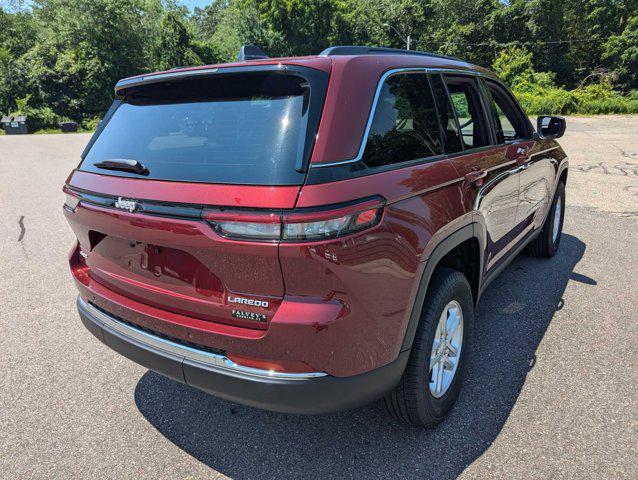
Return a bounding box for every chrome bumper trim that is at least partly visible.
[78,296,327,380]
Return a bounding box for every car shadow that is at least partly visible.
[135,233,589,479]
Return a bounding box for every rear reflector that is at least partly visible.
[226,353,317,374]
[204,198,384,243]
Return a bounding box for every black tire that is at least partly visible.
[527,181,565,258]
[383,267,474,427]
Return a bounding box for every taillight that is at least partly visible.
[63,187,80,211]
[282,206,381,241]
[206,210,281,242]
[203,198,384,243]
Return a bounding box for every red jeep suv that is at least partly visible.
[63,46,567,427]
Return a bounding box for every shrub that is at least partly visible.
[513,86,575,115]
[495,47,638,115]
[82,116,102,131]
[10,94,62,130]
[571,83,638,114]
[493,46,535,88]
[25,106,62,130]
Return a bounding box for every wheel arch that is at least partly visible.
[400,224,484,351]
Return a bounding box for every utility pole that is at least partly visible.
[383,23,412,51]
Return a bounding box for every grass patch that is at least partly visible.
[33,128,93,134]
[0,128,94,135]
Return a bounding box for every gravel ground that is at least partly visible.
[1,116,637,479]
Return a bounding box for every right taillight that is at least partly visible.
[282,205,382,242]
[203,198,384,243]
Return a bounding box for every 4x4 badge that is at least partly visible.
[114,197,138,213]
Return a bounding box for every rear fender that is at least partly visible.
[400,224,484,351]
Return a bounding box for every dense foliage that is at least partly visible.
[0,0,636,130]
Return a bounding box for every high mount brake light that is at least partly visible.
[204,199,384,243]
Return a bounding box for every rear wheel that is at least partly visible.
[527,181,565,258]
[384,267,474,427]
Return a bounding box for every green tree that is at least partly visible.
[525,0,571,84]
[209,0,284,61]
[493,0,531,47]
[154,11,202,70]
[27,0,150,121]
[192,0,230,38]
[602,13,638,90]
[1,0,637,126]
[342,0,433,50]
[243,0,349,56]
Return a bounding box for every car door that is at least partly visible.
[430,74,521,273]
[482,79,553,232]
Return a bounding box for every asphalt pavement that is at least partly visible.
[1,117,637,479]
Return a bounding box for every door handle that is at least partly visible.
[465,169,487,187]
[510,145,530,163]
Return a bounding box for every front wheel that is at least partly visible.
[527,181,566,258]
[383,267,474,427]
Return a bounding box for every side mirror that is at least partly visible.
[536,116,566,140]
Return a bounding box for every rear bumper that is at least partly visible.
[77,296,409,414]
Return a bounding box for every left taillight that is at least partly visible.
[63,187,80,211]
[206,210,282,242]
[204,198,384,243]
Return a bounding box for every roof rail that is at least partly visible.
[319,46,466,63]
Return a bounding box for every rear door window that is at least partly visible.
[361,73,443,168]
[81,71,326,185]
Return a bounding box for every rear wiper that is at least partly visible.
[93,158,149,176]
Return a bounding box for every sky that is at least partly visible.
[0,0,214,12]
[182,0,212,10]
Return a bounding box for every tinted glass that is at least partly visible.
[444,77,490,149]
[81,74,314,185]
[429,75,464,154]
[485,82,528,143]
[361,73,443,168]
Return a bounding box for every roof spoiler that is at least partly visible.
[237,45,269,61]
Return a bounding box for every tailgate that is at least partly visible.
[64,179,299,329]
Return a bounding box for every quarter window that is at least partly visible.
[361,73,443,168]
[443,76,490,150]
[429,75,464,154]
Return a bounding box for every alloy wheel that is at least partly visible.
[429,300,464,398]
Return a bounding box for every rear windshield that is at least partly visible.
[81,72,321,185]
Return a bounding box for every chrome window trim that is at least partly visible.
[529,146,559,158]
[78,296,327,380]
[311,67,488,169]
